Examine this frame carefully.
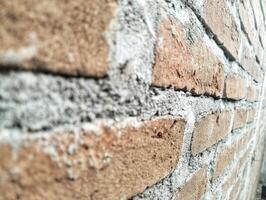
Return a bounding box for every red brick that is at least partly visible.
[0,118,185,200]
[224,74,247,100]
[233,108,248,129]
[175,168,208,200]
[0,0,117,77]
[201,0,240,59]
[191,110,233,155]
[152,18,224,97]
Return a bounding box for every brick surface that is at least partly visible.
[175,168,208,200]
[0,118,185,200]
[239,45,263,82]
[214,145,236,178]
[246,83,258,102]
[224,74,247,100]
[229,179,241,200]
[233,108,248,129]
[239,0,263,62]
[191,110,233,155]
[0,0,116,77]
[152,18,224,97]
[247,108,256,123]
[201,0,240,59]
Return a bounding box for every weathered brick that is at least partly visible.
[175,168,208,200]
[0,118,185,200]
[0,0,117,77]
[239,0,263,62]
[214,145,236,178]
[229,179,241,200]
[246,83,258,102]
[224,74,247,100]
[239,45,262,82]
[247,108,256,123]
[191,110,233,155]
[233,108,248,129]
[201,0,240,59]
[152,18,224,97]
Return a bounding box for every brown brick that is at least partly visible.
[214,145,236,178]
[201,0,240,59]
[152,18,224,97]
[246,83,258,102]
[0,118,185,200]
[0,0,116,77]
[191,110,233,155]
[224,74,247,100]
[175,168,208,200]
[233,108,248,129]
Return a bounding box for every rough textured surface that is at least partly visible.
[233,108,248,130]
[0,118,185,200]
[0,0,117,77]
[152,18,224,97]
[191,110,233,155]
[214,145,236,178]
[201,0,240,59]
[225,74,247,100]
[175,168,208,200]
[0,0,265,199]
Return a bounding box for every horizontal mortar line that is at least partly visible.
[182,1,261,81]
[150,85,259,105]
[0,65,109,80]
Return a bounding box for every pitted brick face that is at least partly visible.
[201,0,240,59]
[175,168,208,200]
[225,74,247,100]
[191,110,233,155]
[0,118,185,200]
[152,19,224,97]
[0,0,117,77]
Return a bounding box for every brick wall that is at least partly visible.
[0,0,265,199]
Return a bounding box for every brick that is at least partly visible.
[152,18,224,97]
[247,108,256,123]
[233,108,248,129]
[239,0,263,62]
[191,110,232,155]
[239,45,263,82]
[0,118,185,200]
[229,179,241,200]
[214,145,236,178]
[0,0,117,77]
[175,168,208,200]
[246,83,258,102]
[201,0,240,59]
[224,74,247,100]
